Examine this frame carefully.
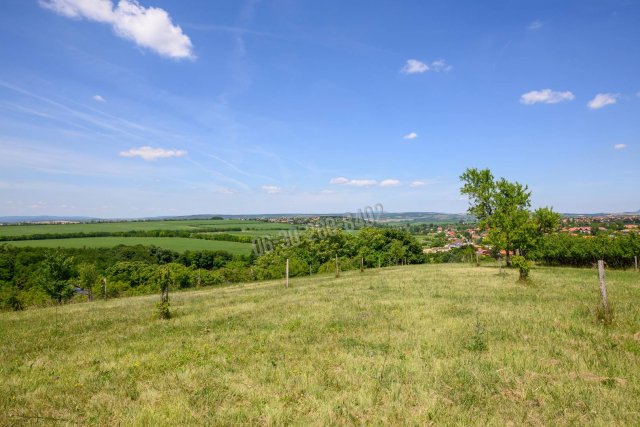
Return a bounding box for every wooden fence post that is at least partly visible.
[360,256,364,273]
[285,258,289,288]
[102,277,107,299]
[635,255,638,272]
[597,260,610,318]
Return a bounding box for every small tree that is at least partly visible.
[39,252,75,305]
[77,263,98,302]
[157,266,172,319]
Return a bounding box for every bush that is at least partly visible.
[511,255,530,281]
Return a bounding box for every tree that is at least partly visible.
[39,251,75,305]
[157,265,172,319]
[460,169,531,265]
[77,263,98,302]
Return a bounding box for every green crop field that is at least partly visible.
[0,219,293,237]
[2,264,639,425]
[4,237,253,254]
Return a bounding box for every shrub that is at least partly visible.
[511,255,530,281]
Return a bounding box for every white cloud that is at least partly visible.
[587,93,618,110]
[520,89,575,105]
[410,180,429,187]
[613,143,627,150]
[92,94,105,102]
[261,185,281,194]
[40,0,194,59]
[119,146,186,161]
[403,132,418,140]
[528,20,543,30]
[401,59,451,74]
[380,179,400,187]
[349,179,377,187]
[330,177,377,187]
[430,59,452,72]
[329,177,349,185]
[401,59,429,74]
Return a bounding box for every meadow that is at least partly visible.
[5,237,253,255]
[1,263,639,425]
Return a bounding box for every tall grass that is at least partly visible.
[1,264,639,425]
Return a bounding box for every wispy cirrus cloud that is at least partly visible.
[410,180,430,187]
[613,143,627,150]
[587,93,618,110]
[92,94,105,102]
[40,0,194,59]
[520,89,575,105]
[119,146,187,161]
[403,132,418,140]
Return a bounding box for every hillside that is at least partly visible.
[1,264,639,425]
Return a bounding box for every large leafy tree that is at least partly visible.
[460,168,559,266]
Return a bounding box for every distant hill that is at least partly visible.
[2,210,637,225]
[0,216,99,224]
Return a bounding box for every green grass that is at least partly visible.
[4,237,253,254]
[1,264,640,425]
[0,219,293,237]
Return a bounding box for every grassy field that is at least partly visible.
[0,219,293,237]
[5,237,253,254]
[1,264,639,425]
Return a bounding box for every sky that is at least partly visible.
[0,0,639,217]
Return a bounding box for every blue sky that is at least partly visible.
[0,0,639,217]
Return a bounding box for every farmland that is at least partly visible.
[0,219,293,237]
[5,237,253,255]
[1,263,639,425]
[0,219,297,254]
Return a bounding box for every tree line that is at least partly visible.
[0,227,424,310]
[0,228,254,243]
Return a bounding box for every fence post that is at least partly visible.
[635,255,638,272]
[335,254,340,278]
[285,258,289,288]
[360,256,364,273]
[597,260,610,319]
